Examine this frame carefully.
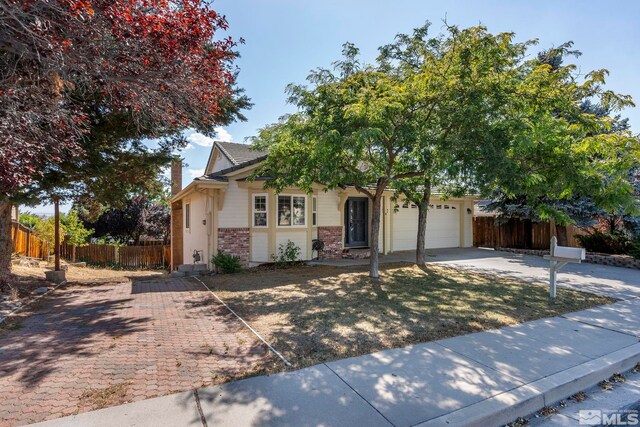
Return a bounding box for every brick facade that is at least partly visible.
[218,228,250,264]
[170,158,182,197]
[497,247,640,270]
[170,201,183,270]
[317,226,343,259]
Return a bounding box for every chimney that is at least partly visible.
[171,157,182,196]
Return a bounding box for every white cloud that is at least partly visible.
[185,126,233,148]
[187,133,215,147]
[188,168,205,178]
[214,126,233,142]
[184,143,194,150]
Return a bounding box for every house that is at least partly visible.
[170,141,475,269]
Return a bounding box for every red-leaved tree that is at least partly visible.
[0,0,248,274]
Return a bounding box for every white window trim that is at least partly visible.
[252,193,268,228]
[276,194,307,228]
[312,196,317,227]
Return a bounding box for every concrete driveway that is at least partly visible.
[314,248,640,300]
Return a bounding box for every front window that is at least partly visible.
[253,194,268,227]
[312,196,317,226]
[185,203,191,229]
[278,195,306,226]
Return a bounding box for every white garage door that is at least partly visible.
[392,202,460,250]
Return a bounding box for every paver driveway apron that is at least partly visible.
[0,277,270,427]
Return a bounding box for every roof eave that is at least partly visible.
[170,180,228,204]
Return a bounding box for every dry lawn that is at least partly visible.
[11,264,166,287]
[202,263,613,369]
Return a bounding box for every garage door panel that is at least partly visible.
[393,202,460,250]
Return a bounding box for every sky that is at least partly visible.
[34,0,640,215]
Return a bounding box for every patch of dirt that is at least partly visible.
[78,382,131,411]
[538,406,558,417]
[570,391,588,402]
[610,372,626,383]
[598,380,614,391]
[507,417,529,427]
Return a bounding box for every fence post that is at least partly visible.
[115,246,120,265]
[26,228,31,257]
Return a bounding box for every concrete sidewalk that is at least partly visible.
[31,298,640,427]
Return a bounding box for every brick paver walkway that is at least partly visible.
[0,277,270,426]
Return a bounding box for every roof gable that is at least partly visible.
[205,141,268,175]
[216,141,267,165]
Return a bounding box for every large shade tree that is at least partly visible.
[480,45,639,245]
[252,44,426,278]
[483,44,639,244]
[0,0,249,274]
[378,24,533,264]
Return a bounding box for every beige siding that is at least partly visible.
[182,192,211,267]
[317,190,341,226]
[378,200,384,249]
[251,232,269,262]
[218,180,248,228]
[275,231,307,261]
[463,199,474,247]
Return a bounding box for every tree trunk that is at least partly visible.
[0,201,13,276]
[555,223,568,246]
[369,192,383,279]
[416,180,432,265]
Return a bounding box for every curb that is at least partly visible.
[417,343,640,427]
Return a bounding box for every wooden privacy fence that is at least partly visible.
[12,221,169,268]
[61,243,169,268]
[11,222,50,259]
[473,216,585,249]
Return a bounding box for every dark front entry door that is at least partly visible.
[345,198,368,247]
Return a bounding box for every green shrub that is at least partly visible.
[272,240,302,268]
[629,242,640,260]
[211,251,242,274]
[576,230,633,255]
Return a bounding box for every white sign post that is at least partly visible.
[543,236,586,298]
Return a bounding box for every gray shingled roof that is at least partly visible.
[199,156,268,181]
[216,141,268,166]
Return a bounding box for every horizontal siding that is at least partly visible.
[317,190,341,227]
[463,200,473,247]
[218,180,248,228]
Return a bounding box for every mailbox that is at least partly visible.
[543,236,585,299]
[552,246,586,261]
